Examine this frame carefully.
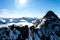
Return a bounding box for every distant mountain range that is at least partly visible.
[0,17,39,24]
[0,11,60,40]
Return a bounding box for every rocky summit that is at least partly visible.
[0,11,60,40]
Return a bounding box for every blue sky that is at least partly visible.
[0,0,60,18]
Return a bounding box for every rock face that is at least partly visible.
[43,11,59,19]
[34,11,60,40]
[0,11,60,40]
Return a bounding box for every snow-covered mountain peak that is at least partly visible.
[35,11,60,29]
[43,11,59,20]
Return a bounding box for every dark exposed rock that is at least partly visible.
[43,11,59,19]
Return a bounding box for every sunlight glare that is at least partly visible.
[19,0,27,6]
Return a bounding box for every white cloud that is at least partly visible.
[0,9,21,18]
[0,9,10,15]
[0,9,42,18]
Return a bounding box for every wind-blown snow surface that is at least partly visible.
[0,11,60,40]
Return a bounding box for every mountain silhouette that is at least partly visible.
[43,11,59,19]
[35,11,59,28]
